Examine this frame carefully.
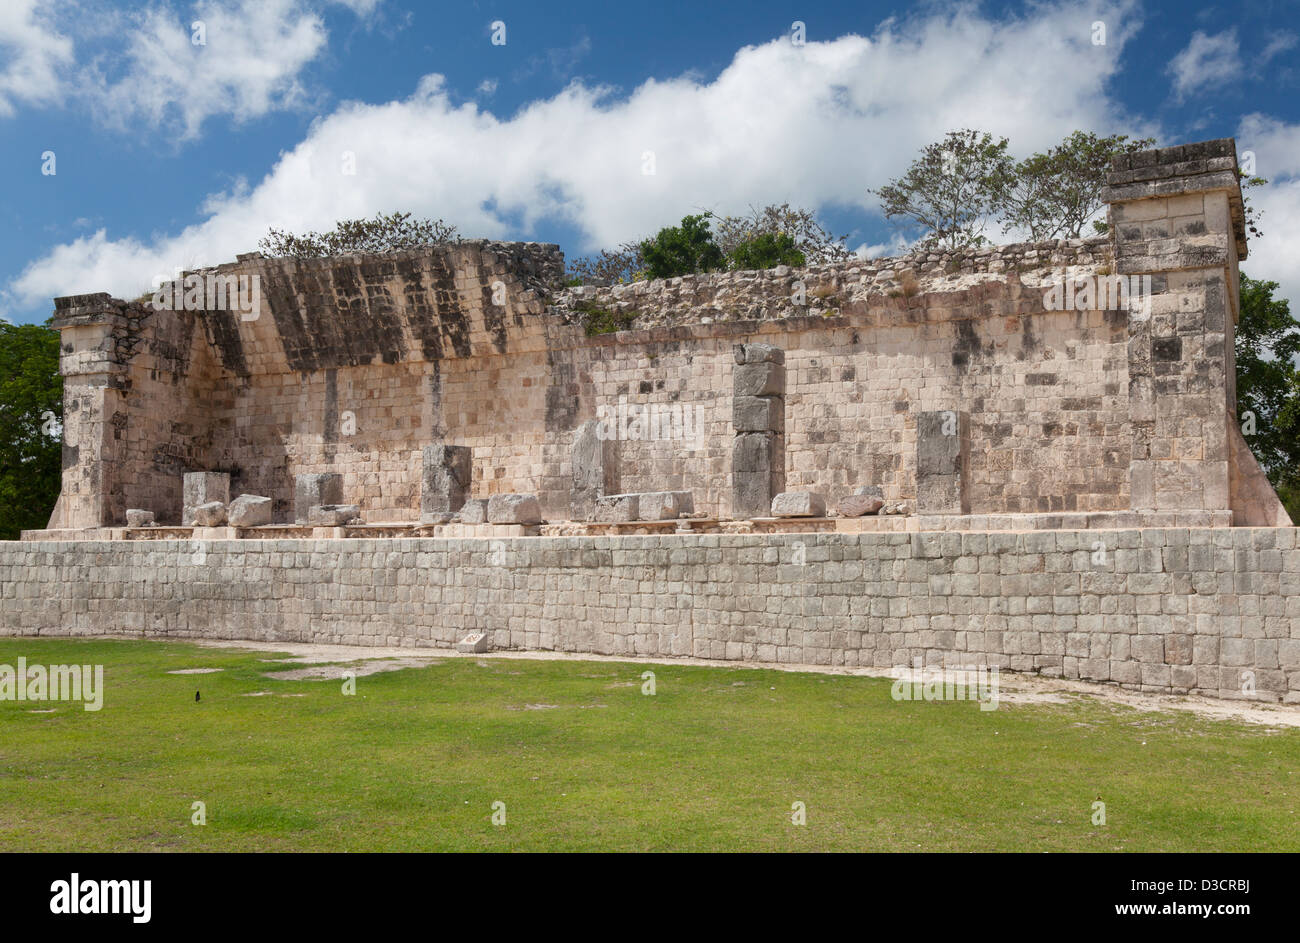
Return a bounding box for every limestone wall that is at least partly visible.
[44,246,1144,524]
[42,137,1285,530]
[4,528,1297,701]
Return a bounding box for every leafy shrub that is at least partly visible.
[727,232,806,270]
[640,214,725,280]
[258,212,459,258]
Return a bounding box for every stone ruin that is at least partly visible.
[33,137,1289,538]
[5,137,1299,702]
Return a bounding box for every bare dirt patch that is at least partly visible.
[181,637,1300,729]
[263,658,433,682]
[166,668,224,675]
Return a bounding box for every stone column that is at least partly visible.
[182,472,230,525]
[45,293,128,529]
[295,473,343,525]
[571,419,619,521]
[731,343,785,518]
[916,410,970,514]
[421,444,472,522]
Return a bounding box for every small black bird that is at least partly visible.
[195,691,201,702]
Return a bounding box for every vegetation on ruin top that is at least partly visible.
[257,211,460,259]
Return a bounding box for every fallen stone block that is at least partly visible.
[125,509,155,528]
[190,501,227,527]
[295,473,343,525]
[455,499,489,524]
[594,493,639,523]
[227,494,272,527]
[307,504,360,526]
[771,491,826,517]
[634,492,681,521]
[182,472,230,525]
[456,633,490,654]
[488,493,541,525]
[838,493,884,517]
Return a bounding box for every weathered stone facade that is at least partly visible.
[6,137,1295,691]
[37,139,1288,532]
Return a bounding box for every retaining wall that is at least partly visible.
[3,527,1298,701]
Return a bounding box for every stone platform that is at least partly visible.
[3,526,1297,702]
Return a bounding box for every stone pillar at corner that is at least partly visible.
[1101,138,1250,521]
[731,343,786,518]
[45,293,129,529]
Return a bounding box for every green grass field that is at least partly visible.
[0,638,1296,852]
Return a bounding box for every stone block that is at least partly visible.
[732,433,784,519]
[190,501,227,527]
[307,504,360,526]
[421,445,472,521]
[838,493,884,517]
[733,343,785,365]
[488,493,542,525]
[295,473,343,525]
[594,494,639,523]
[456,498,489,525]
[183,472,230,525]
[456,633,490,654]
[227,494,272,527]
[125,509,155,528]
[733,395,784,433]
[571,419,619,521]
[636,492,684,521]
[916,410,970,514]
[733,361,786,398]
[771,491,825,517]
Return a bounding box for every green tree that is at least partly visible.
[639,213,726,280]
[870,129,1016,250]
[1235,274,1300,521]
[1003,131,1156,240]
[566,242,646,286]
[0,320,63,540]
[714,203,849,265]
[727,232,806,270]
[258,211,459,258]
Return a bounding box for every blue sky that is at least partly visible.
[3,0,1300,325]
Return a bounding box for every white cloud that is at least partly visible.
[81,0,330,140]
[0,0,376,136]
[1234,114,1300,311]
[1260,32,1297,64]
[858,235,914,259]
[1167,29,1242,100]
[9,0,1147,306]
[477,78,498,96]
[0,0,74,116]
